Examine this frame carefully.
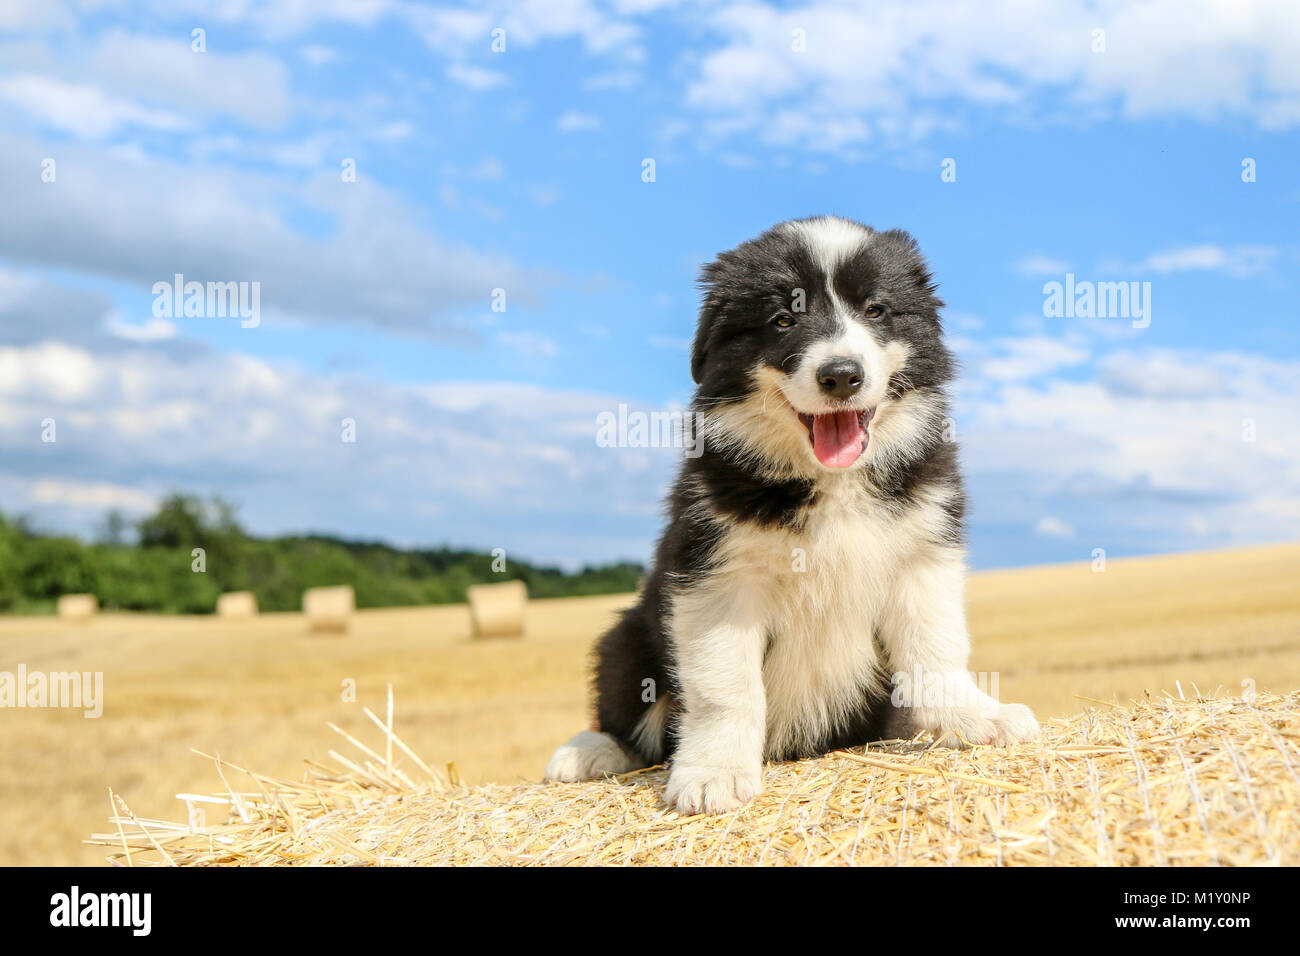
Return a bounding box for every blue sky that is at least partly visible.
[1,0,1298,570]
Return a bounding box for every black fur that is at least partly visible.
[593,217,963,762]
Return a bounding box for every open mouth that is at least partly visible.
[796,408,874,468]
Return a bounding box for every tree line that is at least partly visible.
[0,494,642,614]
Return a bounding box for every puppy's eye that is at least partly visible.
[864,305,885,319]
[772,314,797,329]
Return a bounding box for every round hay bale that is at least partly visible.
[56,593,98,621]
[302,585,354,633]
[467,580,527,639]
[216,591,259,618]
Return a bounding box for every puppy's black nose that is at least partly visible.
[816,358,865,399]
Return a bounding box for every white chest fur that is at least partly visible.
[675,478,950,758]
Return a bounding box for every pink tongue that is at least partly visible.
[811,411,867,468]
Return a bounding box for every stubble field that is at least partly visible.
[2,541,1297,866]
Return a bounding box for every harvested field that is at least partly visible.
[1,541,1298,865]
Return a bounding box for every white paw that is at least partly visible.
[987,702,1040,746]
[921,701,1040,748]
[545,730,643,782]
[664,763,761,815]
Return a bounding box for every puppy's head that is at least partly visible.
[692,216,951,473]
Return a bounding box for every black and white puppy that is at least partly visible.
[546,216,1039,814]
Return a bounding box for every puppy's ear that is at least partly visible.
[690,300,716,385]
[879,228,943,303]
[691,258,726,385]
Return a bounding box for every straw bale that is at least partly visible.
[216,591,258,618]
[57,594,98,621]
[90,690,1300,867]
[468,580,527,639]
[303,585,354,633]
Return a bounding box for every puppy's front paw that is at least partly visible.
[986,702,1040,746]
[664,763,761,815]
[921,701,1040,748]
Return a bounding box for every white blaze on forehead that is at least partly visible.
[785,217,872,340]
[784,216,874,278]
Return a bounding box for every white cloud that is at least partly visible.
[27,478,158,514]
[0,340,100,401]
[88,31,292,130]
[141,0,398,36]
[0,74,188,138]
[497,330,559,357]
[104,315,179,343]
[963,348,1300,549]
[679,1,1300,153]
[978,336,1089,382]
[1034,516,1075,538]
[1133,244,1278,277]
[446,63,508,90]
[0,341,672,564]
[0,133,541,337]
[557,110,602,132]
[1015,254,1070,277]
[13,0,1299,163]
[1096,351,1227,399]
[0,31,293,139]
[411,2,644,60]
[267,135,329,167]
[464,156,506,180]
[718,152,758,169]
[373,120,414,142]
[0,0,72,31]
[300,44,340,66]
